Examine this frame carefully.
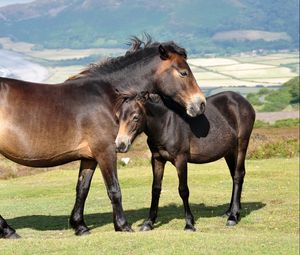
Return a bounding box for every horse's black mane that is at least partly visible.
[67,35,187,81]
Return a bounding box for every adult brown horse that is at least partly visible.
[0,38,206,238]
[115,91,255,231]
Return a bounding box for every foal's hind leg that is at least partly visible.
[225,146,247,226]
[70,159,97,236]
[0,215,20,239]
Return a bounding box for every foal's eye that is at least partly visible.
[179,70,188,77]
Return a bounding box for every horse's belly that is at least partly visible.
[189,129,236,163]
[0,121,89,167]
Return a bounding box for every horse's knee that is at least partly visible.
[107,187,122,204]
[233,169,245,184]
[152,186,161,198]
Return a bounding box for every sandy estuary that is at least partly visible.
[0,49,48,82]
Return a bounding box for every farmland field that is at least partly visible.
[0,156,298,254]
[189,53,299,88]
[0,37,298,88]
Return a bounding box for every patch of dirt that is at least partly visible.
[256,111,299,123]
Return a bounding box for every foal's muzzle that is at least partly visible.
[186,95,206,117]
[115,136,131,153]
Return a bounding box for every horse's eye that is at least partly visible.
[179,70,188,77]
[133,114,139,122]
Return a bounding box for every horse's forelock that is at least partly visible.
[114,90,139,115]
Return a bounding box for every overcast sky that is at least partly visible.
[0,0,34,7]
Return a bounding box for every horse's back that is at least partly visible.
[208,91,256,137]
[188,91,255,163]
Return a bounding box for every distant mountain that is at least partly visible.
[0,0,298,54]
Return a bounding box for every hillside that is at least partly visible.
[0,0,298,54]
[246,76,300,111]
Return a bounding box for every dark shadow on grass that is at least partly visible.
[6,202,265,231]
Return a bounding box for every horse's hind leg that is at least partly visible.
[0,215,20,239]
[70,159,97,236]
[225,143,248,226]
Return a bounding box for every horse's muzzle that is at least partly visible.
[186,95,206,117]
[115,136,131,153]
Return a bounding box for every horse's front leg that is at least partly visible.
[95,146,132,232]
[140,155,166,231]
[175,154,196,231]
[70,159,97,235]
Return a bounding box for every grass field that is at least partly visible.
[0,157,299,254]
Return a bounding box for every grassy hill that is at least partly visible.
[247,76,300,111]
[0,0,298,54]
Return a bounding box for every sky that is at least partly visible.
[0,0,34,7]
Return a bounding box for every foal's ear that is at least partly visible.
[158,44,169,60]
[140,91,150,101]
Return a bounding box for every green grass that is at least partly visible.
[0,158,299,254]
[247,76,300,112]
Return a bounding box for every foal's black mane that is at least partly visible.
[67,35,187,81]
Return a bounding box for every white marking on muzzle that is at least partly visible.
[115,135,131,152]
[186,95,206,117]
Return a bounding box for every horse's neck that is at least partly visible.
[99,57,158,93]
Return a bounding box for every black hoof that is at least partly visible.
[75,226,91,236]
[115,224,134,232]
[226,219,237,226]
[184,224,196,232]
[226,214,239,226]
[140,222,154,232]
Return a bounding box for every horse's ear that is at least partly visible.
[158,44,169,60]
[115,88,120,95]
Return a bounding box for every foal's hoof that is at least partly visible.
[226,214,239,227]
[226,219,237,226]
[140,221,154,232]
[75,226,91,236]
[184,224,196,232]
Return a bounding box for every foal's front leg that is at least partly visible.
[175,155,195,231]
[140,155,166,231]
[70,159,97,235]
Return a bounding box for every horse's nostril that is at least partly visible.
[200,102,205,114]
[119,142,126,151]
